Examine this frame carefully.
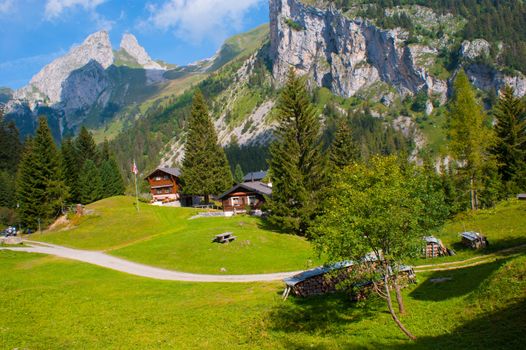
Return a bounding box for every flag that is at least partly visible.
[132,160,138,175]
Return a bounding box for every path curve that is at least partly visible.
[0,241,302,283]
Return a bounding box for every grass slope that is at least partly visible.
[0,250,524,349]
[34,196,316,274]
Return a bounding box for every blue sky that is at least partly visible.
[0,0,269,89]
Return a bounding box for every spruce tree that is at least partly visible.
[267,70,327,234]
[61,137,80,203]
[491,85,526,193]
[234,164,244,184]
[78,160,103,205]
[329,119,359,169]
[76,126,98,166]
[448,71,494,210]
[100,158,125,197]
[16,118,67,230]
[181,90,233,202]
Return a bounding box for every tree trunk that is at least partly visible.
[383,272,416,340]
[204,194,210,204]
[393,273,405,315]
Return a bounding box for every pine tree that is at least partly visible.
[448,71,494,210]
[181,90,233,202]
[329,119,359,169]
[101,138,111,162]
[61,137,80,203]
[234,164,244,184]
[491,85,526,193]
[267,70,327,235]
[76,126,98,166]
[78,160,103,205]
[100,158,125,197]
[16,118,67,230]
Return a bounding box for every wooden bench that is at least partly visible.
[212,232,237,244]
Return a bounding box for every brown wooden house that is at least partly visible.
[145,167,181,203]
[218,181,272,213]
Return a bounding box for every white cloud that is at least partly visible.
[146,0,263,44]
[0,0,14,14]
[44,0,106,20]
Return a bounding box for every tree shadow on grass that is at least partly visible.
[410,259,508,302]
[375,298,526,350]
[268,292,380,335]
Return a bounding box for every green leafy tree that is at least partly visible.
[181,90,232,202]
[491,85,526,194]
[267,70,327,234]
[234,163,244,184]
[448,71,494,210]
[16,118,67,230]
[329,119,359,169]
[78,160,103,205]
[311,156,432,340]
[61,137,80,203]
[100,158,125,198]
[76,126,98,166]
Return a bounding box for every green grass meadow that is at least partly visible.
[2,197,525,349]
[0,250,524,349]
[34,197,317,274]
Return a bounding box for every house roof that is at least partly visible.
[218,181,272,200]
[243,170,268,182]
[145,167,181,179]
[424,236,441,245]
[517,194,526,199]
[460,231,483,241]
[283,253,381,287]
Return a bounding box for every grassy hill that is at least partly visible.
[0,248,523,348]
[34,196,317,274]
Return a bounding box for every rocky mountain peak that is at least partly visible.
[120,33,165,70]
[14,29,114,105]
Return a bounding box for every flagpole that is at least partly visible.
[134,160,140,213]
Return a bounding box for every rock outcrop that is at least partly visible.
[120,33,166,70]
[269,0,525,99]
[14,31,114,105]
[269,0,440,97]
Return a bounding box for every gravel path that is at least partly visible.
[0,241,301,283]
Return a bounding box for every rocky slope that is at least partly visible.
[269,0,525,99]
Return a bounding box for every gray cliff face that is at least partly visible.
[270,0,435,97]
[120,33,166,70]
[269,0,525,99]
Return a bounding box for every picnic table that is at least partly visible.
[212,232,237,244]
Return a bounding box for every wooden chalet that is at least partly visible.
[145,167,181,203]
[218,181,272,213]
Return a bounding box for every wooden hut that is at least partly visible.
[460,231,488,249]
[282,257,415,300]
[423,236,448,258]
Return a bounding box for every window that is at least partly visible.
[164,175,170,180]
[154,176,161,181]
[156,189,163,195]
[248,196,257,206]
[164,188,171,194]
[231,197,240,206]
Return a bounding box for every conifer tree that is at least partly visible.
[181,90,233,202]
[100,158,125,197]
[491,85,526,193]
[76,126,98,166]
[61,137,80,203]
[16,118,67,230]
[267,70,327,234]
[78,160,103,205]
[448,71,493,210]
[234,164,244,184]
[329,119,359,169]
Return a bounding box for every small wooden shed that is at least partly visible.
[460,231,488,249]
[423,236,448,258]
[282,257,415,300]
